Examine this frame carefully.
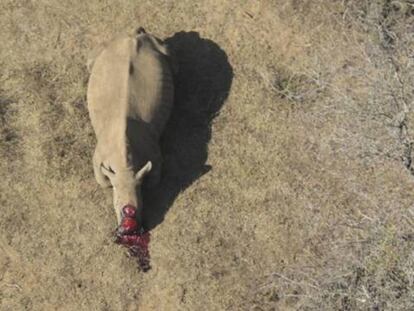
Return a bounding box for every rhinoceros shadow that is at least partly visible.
[142,31,233,230]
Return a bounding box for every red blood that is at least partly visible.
[122,205,136,218]
[116,234,137,246]
[115,207,151,271]
[120,217,138,233]
[115,230,151,271]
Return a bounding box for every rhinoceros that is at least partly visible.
[87,27,175,228]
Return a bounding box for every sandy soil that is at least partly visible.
[1,1,414,310]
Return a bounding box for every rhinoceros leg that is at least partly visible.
[93,147,112,188]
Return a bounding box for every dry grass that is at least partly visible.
[1,0,414,310]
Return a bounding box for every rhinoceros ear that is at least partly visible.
[135,161,152,181]
[101,163,115,179]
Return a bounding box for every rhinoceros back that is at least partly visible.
[127,33,175,139]
[87,31,174,170]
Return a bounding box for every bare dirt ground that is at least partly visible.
[1,1,414,310]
